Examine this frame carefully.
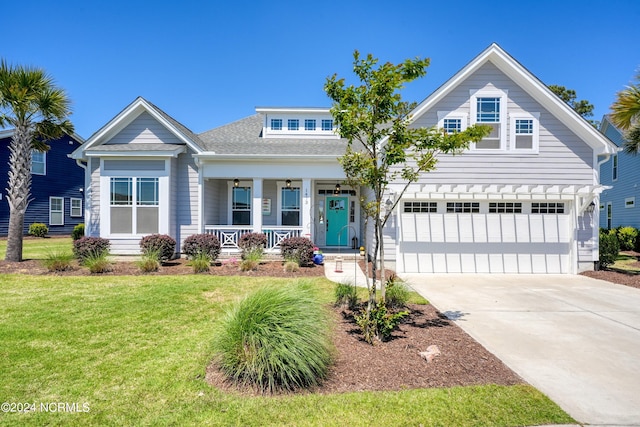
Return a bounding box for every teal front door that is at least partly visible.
[326,197,348,246]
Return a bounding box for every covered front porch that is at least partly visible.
[200,177,361,253]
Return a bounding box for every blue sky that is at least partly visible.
[3,0,639,139]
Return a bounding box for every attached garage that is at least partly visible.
[397,199,573,274]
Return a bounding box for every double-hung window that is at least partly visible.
[438,112,468,135]
[470,90,507,150]
[510,113,540,152]
[281,186,300,226]
[70,198,82,217]
[31,150,46,175]
[232,186,251,225]
[50,197,64,225]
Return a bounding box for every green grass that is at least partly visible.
[0,273,574,426]
[0,236,73,260]
[612,253,640,272]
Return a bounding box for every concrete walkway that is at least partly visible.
[401,273,640,426]
[324,258,370,287]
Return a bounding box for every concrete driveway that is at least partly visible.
[400,273,640,426]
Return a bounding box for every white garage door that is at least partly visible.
[398,201,571,273]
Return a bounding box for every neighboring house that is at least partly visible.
[71,43,616,274]
[599,115,635,230]
[0,130,85,236]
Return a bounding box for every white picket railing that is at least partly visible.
[204,226,304,252]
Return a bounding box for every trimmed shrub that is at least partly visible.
[71,223,85,241]
[139,234,176,263]
[599,229,620,268]
[334,282,358,310]
[212,281,334,393]
[615,226,638,251]
[385,279,410,309]
[28,223,48,238]
[238,232,267,259]
[73,236,110,262]
[280,237,314,266]
[182,233,221,261]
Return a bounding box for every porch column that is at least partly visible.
[302,179,312,239]
[252,178,263,233]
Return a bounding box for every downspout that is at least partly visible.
[592,151,615,269]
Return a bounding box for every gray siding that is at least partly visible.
[409,62,594,185]
[89,158,100,237]
[175,149,199,250]
[107,112,183,145]
[577,212,596,268]
[262,181,277,226]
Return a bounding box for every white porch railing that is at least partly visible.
[204,226,304,252]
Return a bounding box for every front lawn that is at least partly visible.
[0,273,574,426]
[0,236,73,260]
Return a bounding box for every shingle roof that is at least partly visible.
[197,114,352,156]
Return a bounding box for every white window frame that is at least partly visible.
[469,89,508,151]
[70,197,83,217]
[277,181,302,226]
[607,202,613,229]
[287,119,299,131]
[304,119,316,131]
[321,119,333,131]
[227,181,253,225]
[270,118,282,131]
[612,154,618,181]
[437,111,468,134]
[50,196,64,226]
[99,160,169,238]
[31,150,46,175]
[509,112,540,153]
[625,197,635,209]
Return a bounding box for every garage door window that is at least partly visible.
[489,202,522,213]
[446,202,479,213]
[404,201,437,213]
[532,202,564,214]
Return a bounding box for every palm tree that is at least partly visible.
[610,73,640,154]
[0,60,73,261]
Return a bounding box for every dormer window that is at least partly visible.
[305,119,316,131]
[287,119,299,131]
[322,119,333,131]
[271,119,282,130]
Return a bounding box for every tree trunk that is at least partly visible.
[378,220,387,302]
[5,124,33,262]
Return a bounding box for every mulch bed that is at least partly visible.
[0,257,325,277]
[206,303,524,395]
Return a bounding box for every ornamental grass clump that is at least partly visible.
[190,252,211,273]
[43,250,74,272]
[385,277,410,309]
[212,281,334,393]
[137,250,160,273]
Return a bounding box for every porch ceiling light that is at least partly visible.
[286,179,291,188]
[233,179,239,187]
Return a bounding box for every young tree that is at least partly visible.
[324,51,489,341]
[609,73,640,154]
[0,60,73,261]
[549,84,597,126]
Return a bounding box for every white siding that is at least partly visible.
[107,112,183,145]
[88,158,100,237]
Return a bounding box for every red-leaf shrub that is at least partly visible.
[139,234,176,262]
[238,232,267,259]
[73,237,110,261]
[182,233,221,261]
[280,237,314,266]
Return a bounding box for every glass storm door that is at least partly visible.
[326,197,348,246]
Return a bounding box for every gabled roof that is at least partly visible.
[197,113,351,158]
[70,96,202,160]
[599,115,626,147]
[410,43,617,156]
